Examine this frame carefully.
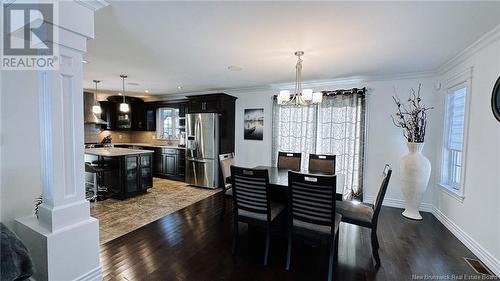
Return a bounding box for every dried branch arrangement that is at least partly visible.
[34,194,43,218]
[391,84,433,143]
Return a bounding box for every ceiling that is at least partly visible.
[83,1,500,96]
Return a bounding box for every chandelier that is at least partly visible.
[277,51,322,105]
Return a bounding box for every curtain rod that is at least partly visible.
[272,87,366,99]
[321,87,366,96]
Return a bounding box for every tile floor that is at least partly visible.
[90,177,219,244]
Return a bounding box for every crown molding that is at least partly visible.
[438,24,500,75]
[74,0,109,11]
[150,71,436,100]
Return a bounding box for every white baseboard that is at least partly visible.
[431,207,500,277]
[363,196,434,213]
[74,267,102,281]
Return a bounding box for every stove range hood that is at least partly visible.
[83,91,107,125]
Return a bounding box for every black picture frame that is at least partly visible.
[492,76,500,123]
[244,108,264,140]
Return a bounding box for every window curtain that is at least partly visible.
[271,104,317,170]
[271,91,366,200]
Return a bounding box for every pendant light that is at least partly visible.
[91,80,102,114]
[119,74,130,113]
[277,51,322,106]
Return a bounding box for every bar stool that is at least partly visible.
[85,161,113,202]
[85,162,99,202]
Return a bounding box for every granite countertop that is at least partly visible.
[85,147,155,157]
[112,143,186,149]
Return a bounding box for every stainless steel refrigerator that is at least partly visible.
[185,113,220,188]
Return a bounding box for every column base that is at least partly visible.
[14,216,101,281]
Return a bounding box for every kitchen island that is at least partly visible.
[85,147,154,199]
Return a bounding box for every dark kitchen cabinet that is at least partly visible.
[163,154,176,175]
[101,152,153,199]
[152,147,185,181]
[100,101,117,130]
[121,153,152,195]
[188,98,220,113]
[132,102,156,131]
[116,108,132,130]
[124,155,139,193]
[186,93,236,154]
[139,154,153,190]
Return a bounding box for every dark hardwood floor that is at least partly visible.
[100,192,490,281]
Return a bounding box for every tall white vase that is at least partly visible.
[400,142,431,220]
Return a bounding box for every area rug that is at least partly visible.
[90,178,219,244]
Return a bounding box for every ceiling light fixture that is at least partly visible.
[119,74,130,113]
[82,60,88,64]
[92,80,102,114]
[228,65,242,71]
[277,51,322,106]
[177,86,183,90]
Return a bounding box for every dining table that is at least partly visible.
[252,166,345,200]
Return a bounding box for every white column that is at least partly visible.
[11,1,108,281]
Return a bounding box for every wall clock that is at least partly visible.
[493,76,500,122]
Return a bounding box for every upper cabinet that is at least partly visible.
[100,101,117,130]
[186,94,235,114]
[132,103,156,131]
[99,96,156,131]
[186,93,237,154]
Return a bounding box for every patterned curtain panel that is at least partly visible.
[272,104,317,170]
[272,92,366,200]
[317,94,366,199]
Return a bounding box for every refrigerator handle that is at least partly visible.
[195,117,201,157]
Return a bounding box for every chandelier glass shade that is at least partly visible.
[277,51,322,106]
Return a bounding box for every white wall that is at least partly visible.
[228,75,440,207]
[0,72,42,228]
[433,36,500,275]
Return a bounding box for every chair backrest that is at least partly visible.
[372,164,392,224]
[308,154,336,174]
[230,166,271,220]
[288,171,337,230]
[277,152,302,171]
[219,153,235,182]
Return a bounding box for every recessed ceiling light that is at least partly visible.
[177,86,183,90]
[228,65,242,71]
[144,90,149,93]
[82,60,88,64]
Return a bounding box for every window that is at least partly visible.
[272,92,366,199]
[157,107,180,139]
[440,85,467,193]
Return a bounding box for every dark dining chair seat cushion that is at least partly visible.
[336,200,374,224]
[293,213,341,235]
[225,186,233,196]
[238,202,285,221]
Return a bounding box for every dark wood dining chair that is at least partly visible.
[219,153,235,218]
[286,171,341,281]
[277,152,302,171]
[308,154,336,174]
[335,164,392,266]
[230,166,285,266]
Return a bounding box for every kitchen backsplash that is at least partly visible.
[85,124,179,146]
